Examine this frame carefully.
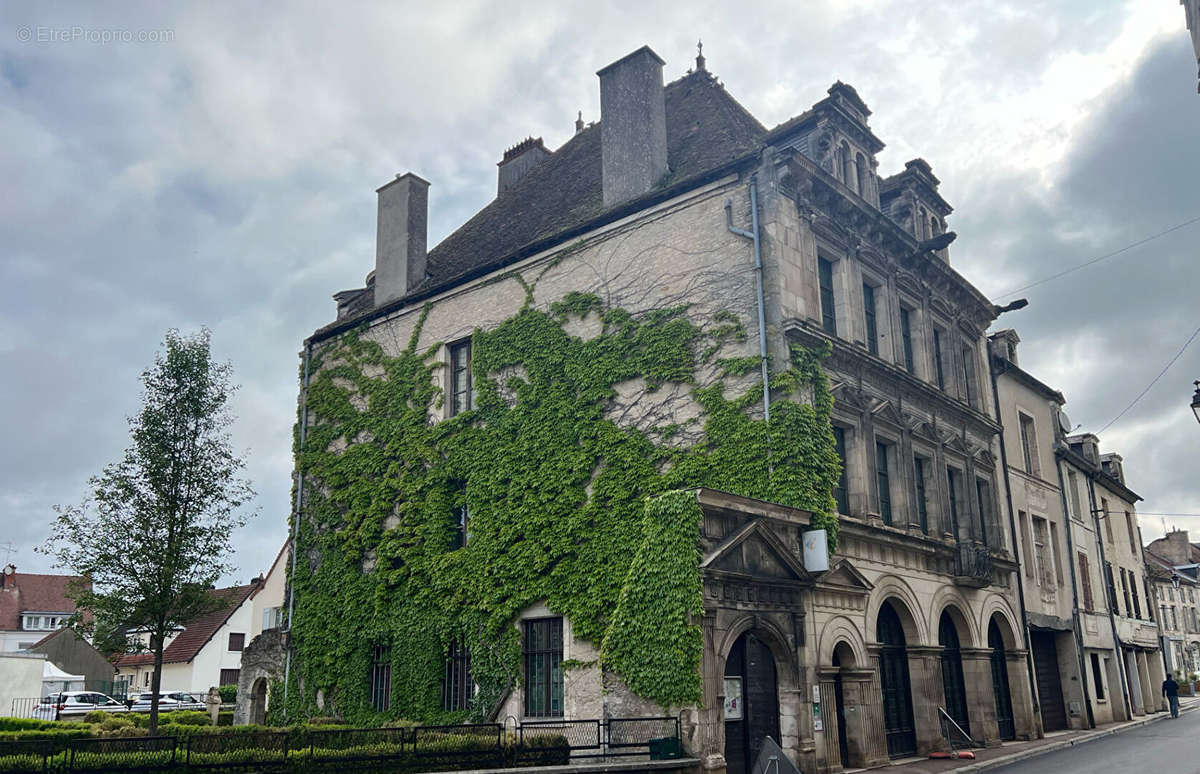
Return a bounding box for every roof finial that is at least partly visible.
[575,110,584,134]
[696,39,706,72]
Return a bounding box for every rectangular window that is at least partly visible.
[449,339,474,416]
[899,308,915,374]
[832,427,849,515]
[961,346,975,406]
[1018,414,1039,477]
[1049,522,1064,586]
[933,329,946,389]
[1033,517,1051,588]
[228,633,245,652]
[1090,653,1105,700]
[1104,563,1118,612]
[863,283,878,355]
[1130,574,1141,618]
[975,478,992,546]
[1067,471,1082,520]
[876,441,892,525]
[1102,498,1112,542]
[947,468,961,537]
[442,641,473,712]
[1020,511,1034,579]
[1172,607,1179,630]
[1126,512,1137,553]
[370,645,392,712]
[1120,568,1132,615]
[818,258,837,335]
[450,481,469,549]
[219,668,240,687]
[914,456,929,533]
[1078,553,1094,610]
[523,618,563,718]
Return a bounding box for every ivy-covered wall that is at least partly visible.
[285,290,840,725]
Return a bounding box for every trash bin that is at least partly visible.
[648,737,682,760]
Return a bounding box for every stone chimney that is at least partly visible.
[1068,433,1101,464]
[375,172,429,307]
[1159,530,1192,565]
[989,329,1020,366]
[597,46,668,208]
[1100,453,1125,485]
[497,137,550,195]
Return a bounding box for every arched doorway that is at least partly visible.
[723,631,780,774]
[877,602,916,759]
[938,611,970,736]
[832,642,854,768]
[988,618,1015,740]
[249,678,268,726]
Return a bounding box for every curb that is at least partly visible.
[948,704,1195,774]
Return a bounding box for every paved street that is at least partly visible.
[988,711,1197,774]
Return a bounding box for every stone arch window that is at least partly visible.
[930,214,940,237]
[856,153,868,198]
[841,142,854,190]
[919,207,930,238]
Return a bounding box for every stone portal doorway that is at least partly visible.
[249,678,268,725]
[1030,630,1067,731]
[724,631,780,774]
[878,602,916,759]
[832,643,853,768]
[988,619,1015,740]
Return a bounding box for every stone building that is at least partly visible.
[290,45,1036,773]
[1145,530,1200,677]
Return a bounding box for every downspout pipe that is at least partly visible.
[726,177,770,425]
[282,342,312,718]
[987,355,1044,735]
[1053,450,1095,728]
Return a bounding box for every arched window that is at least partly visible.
[919,207,929,238]
[930,215,940,237]
[856,153,868,198]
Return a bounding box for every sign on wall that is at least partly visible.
[803,530,829,573]
[723,677,743,720]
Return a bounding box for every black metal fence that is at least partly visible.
[0,716,682,772]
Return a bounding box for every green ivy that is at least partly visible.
[287,293,840,724]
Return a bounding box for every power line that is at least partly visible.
[992,214,1200,300]
[1096,321,1200,434]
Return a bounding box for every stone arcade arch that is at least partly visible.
[988,617,1015,740]
[938,610,970,736]
[877,601,917,759]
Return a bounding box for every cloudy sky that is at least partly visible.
[2,1,1197,583]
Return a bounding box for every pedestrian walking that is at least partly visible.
[1163,674,1180,718]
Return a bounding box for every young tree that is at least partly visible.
[44,329,254,733]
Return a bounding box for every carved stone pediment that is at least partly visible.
[816,558,874,594]
[870,398,904,428]
[895,270,923,299]
[701,519,811,583]
[944,433,971,455]
[929,297,954,321]
[971,446,996,468]
[831,382,868,412]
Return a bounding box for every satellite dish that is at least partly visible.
[1058,410,1073,435]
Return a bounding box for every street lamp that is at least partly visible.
[1191,380,1200,426]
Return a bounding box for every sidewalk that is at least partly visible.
[864,697,1198,774]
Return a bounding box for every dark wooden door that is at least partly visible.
[988,621,1015,740]
[724,633,780,774]
[938,612,970,735]
[833,671,849,767]
[1030,631,1068,731]
[878,604,917,758]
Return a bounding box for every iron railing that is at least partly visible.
[0,715,683,772]
[954,542,993,586]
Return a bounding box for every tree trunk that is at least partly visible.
[149,636,165,735]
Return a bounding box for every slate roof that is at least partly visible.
[321,69,766,336]
[116,584,257,667]
[0,572,87,631]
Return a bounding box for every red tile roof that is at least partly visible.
[116,584,257,667]
[0,570,88,631]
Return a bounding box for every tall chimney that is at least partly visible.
[597,46,668,208]
[497,137,550,195]
[375,172,429,307]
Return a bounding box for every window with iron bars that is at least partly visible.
[370,645,392,712]
[442,641,472,712]
[523,617,563,718]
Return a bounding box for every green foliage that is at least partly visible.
[289,297,840,722]
[42,328,256,734]
[219,684,238,704]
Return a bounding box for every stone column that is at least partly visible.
[1006,650,1037,740]
[699,611,727,773]
[1147,650,1167,713]
[961,648,1000,746]
[816,672,840,773]
[854,658,889,768]
[907,646,948,755]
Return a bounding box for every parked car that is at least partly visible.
[33,692,129,720]
[129,691,205,712]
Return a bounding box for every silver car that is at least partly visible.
[32,691,129,720]
[129,691,205,713]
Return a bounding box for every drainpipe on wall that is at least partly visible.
[1053,452,1096,728]
[1085,473,1135,720]
[987,355,1045,736]
[726,176,771,471]
[282,341,312,719]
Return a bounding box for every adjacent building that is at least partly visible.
[287,44,1037,773]
[1145,530,1200,677]
[0,565,87,653]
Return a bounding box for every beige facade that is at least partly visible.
[1146,531,1200,678]
[296,46,1039,773]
